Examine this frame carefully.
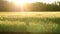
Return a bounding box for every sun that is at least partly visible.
[7,0,25,5]
[7,0,36,5]
[13,0,27,5]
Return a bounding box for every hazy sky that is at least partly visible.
[38,0,59,3]
[6,0,60,4]
[30,0,59,3]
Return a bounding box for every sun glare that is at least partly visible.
[7,0,58,12]
[7,0,58,4]
[7,0,36,5]
[7,0,12,2]
[13,0,26,5]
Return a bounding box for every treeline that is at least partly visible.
[28,2,60,11]
[0,1,60,11]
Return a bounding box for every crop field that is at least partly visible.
[0,12,60,34]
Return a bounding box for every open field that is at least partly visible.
[0,12,60,33]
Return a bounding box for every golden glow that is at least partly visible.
[7,0,12,2]
[7,0,36,5]
[7,0,58,4]
[13,0,26,5]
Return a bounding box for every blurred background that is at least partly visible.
[0,0,60,12]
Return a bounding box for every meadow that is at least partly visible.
[0,12,60,34]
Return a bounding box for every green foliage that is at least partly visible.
[0,16,60,33]
[29,2,60,11]
[0,24,26,32]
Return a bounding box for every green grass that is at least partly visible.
[0,12,60,34]
[0,16,60,33]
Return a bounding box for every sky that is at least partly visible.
[6,0,60,4]
[29,0,60,4]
